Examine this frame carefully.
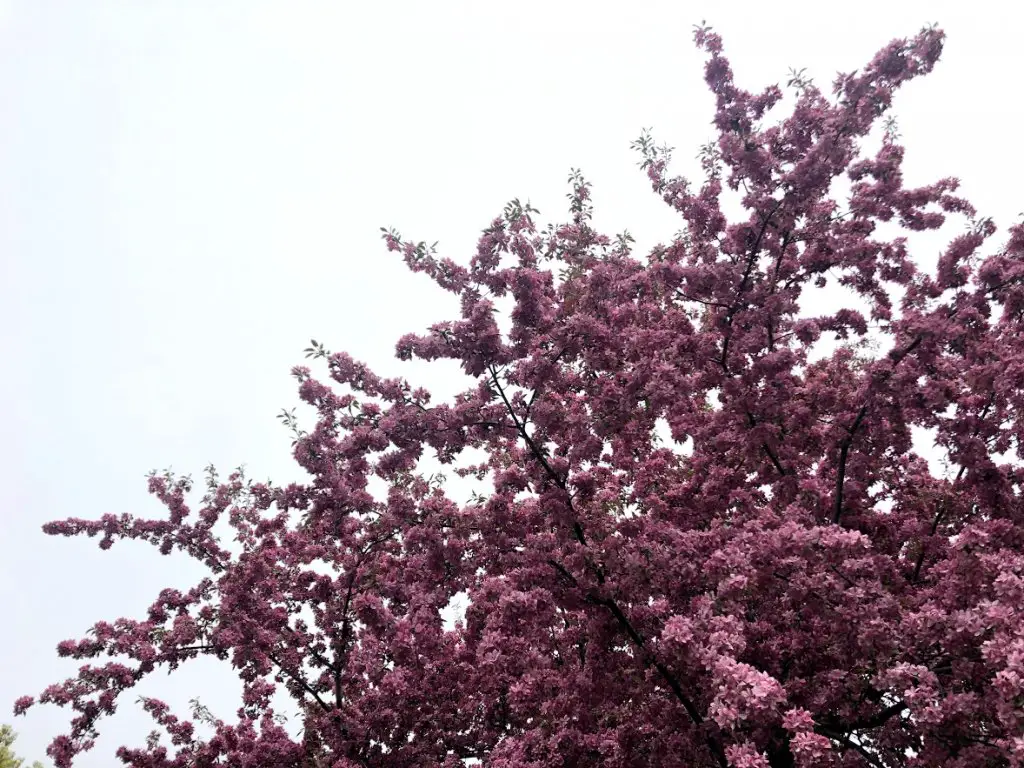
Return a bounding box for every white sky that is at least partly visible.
[2,2,1022,765]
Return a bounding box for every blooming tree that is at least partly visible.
[16,23,1024,768]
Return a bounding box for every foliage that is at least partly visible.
[1,724,44,768]
[16,22,1024,768]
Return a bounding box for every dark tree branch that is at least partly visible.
[848,700,908,731]
[832,404,868,525]
[746,411,788,476]
[493,346,727,762]
[675,290,731,309]
[488,367,563,488]
[833,335,922,525]
[488,365,588,553]
[597,596,726,766]
[333,569,359,709]
[546,560,725,767]
[719,200,785,372]
[267,650,331,713]
[815,725,887,768]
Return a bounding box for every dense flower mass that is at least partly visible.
[17,23,1024,767]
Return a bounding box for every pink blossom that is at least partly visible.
[781,707,815,732]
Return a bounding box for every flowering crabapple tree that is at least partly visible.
[15,21,1024,768]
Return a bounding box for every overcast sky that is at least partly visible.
[2,1,1023,765]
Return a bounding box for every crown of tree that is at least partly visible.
[16,22,1024,768]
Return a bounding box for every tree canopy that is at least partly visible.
[16,22,1024,768]
[1,724,44,768]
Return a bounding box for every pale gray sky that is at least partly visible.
[2,2,1022,765]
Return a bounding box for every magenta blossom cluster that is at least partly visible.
[17,23,1024,768]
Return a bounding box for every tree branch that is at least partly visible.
[546,561,725,766]
[815,725,887,768]
[719,200,785,372]
[267,650,331,713]
[847,700,907,731]
[833,335,922,525]
[832,405,867,525]
[488,365,588,552]
[746,411,788,476]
